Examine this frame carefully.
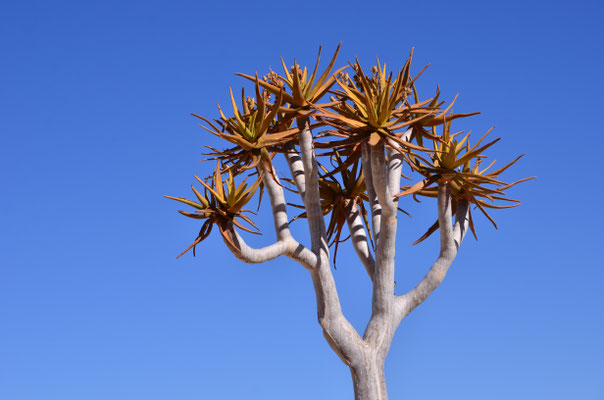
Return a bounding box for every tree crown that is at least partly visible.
[167,45,533,260]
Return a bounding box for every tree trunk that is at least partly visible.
[350,356,388,400]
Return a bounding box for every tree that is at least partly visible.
[166,45,533,400]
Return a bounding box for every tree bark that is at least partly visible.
[350,354,388,400]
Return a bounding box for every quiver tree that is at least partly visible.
[167,45,533,400]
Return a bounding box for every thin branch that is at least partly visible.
[394,183,469,323]
[453,199,469,250]
[370,143,396,215]
[364,142,397,347]
[361,142,381,246]
[283,142,306,202]
[294,116,365,366]
[258,161,316,270]
[386,128,411,197]
[296,116,328,255]
[222,227,289,264]
[438,182,454,250]
[261,164,292,241]
[345,201,375,280]
[285,240,318,271]
[222,225,317,272]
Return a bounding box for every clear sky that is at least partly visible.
[1,0,603,399]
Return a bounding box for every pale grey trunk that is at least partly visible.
[350,355,388,400]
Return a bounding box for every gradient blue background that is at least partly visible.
[1,1,603,399]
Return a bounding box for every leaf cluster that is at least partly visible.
[194,81,299,175]
[399,122,535,243]
[236,44,347,111]
[167,45,533,257]
[165,162,261,257]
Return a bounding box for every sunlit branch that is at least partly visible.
[261,164,292,241]
[345,201,375,280]
[453,199,469,249]
[394,183,469,323]
[386,128,411,197]
[283,142,306,202]
[364,142,397,347]
[222,227,289,264]
[296,116,328,255]
[361,142,381,246]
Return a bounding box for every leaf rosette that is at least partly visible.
[194,81,300,175]
[397,122,535,243]
[165,162,262,257]
[314,50,478,175]
[236,43,347,113]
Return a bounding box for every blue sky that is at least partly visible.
[1,0,603,399]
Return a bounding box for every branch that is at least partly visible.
[345,201,375,280]
[222,227,289,264]
[261,165,292,241]
[284,240,318,271]
[386,128,411,197]
[293,117,365,366]
[453,199,470,250]
[370,143,395,216]
[222,161,317,270]
[361,142,382,245]
[364,142,397,347]
[309,260,365,366]
[394,184,469,323]
[283,142,306,202]
[296,116,328,255]
[222,225,318,272]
